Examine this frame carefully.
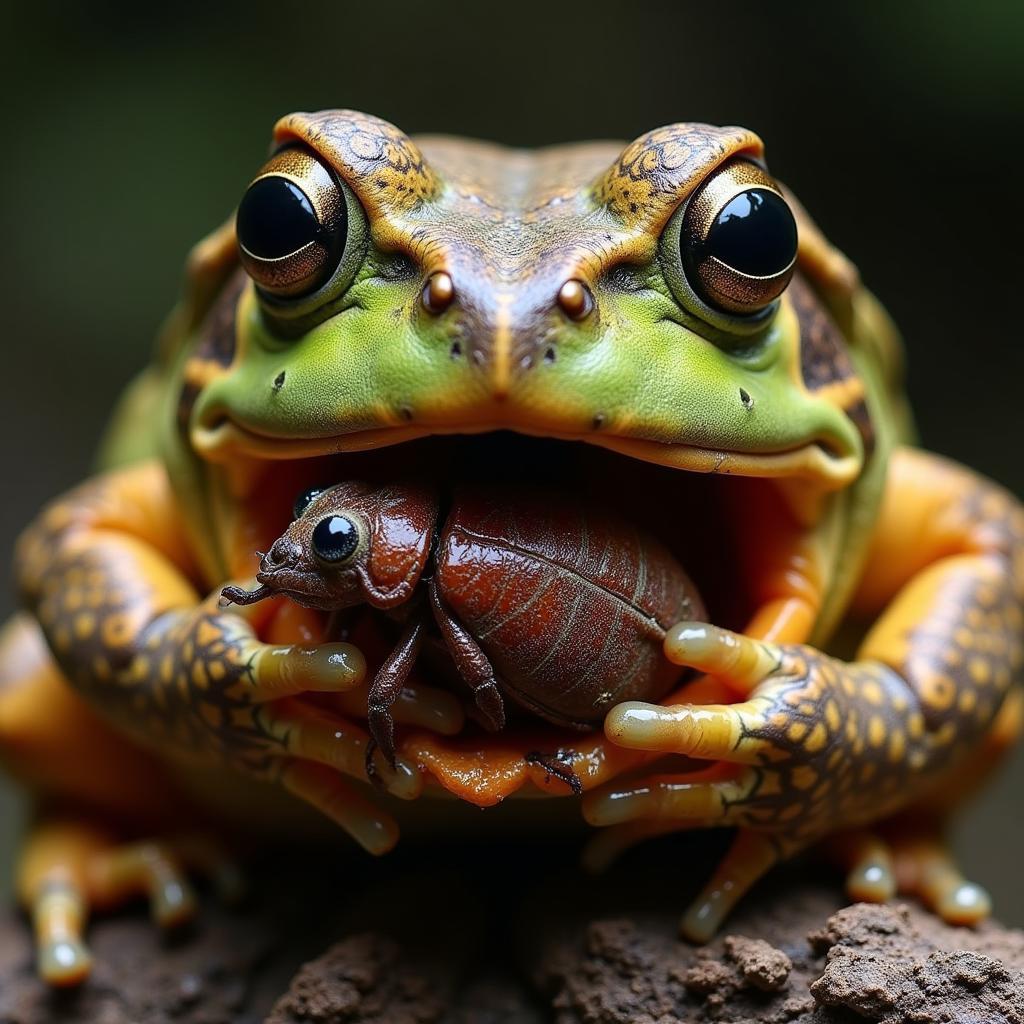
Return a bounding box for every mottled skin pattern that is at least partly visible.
[2,110,1022,984]
[654,495,1023,851]
[12,466,380,794]
[593,122,760,227]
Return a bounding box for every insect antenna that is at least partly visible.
[220,583,274,607]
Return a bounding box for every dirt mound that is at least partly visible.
[1,844,1021,1022]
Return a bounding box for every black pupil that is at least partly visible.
[704,188,797,277]
[237,176,320,260]
[312,516,359,563]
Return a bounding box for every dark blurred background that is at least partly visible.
[1,1,1021,918]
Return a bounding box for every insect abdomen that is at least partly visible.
[435,489,704,728]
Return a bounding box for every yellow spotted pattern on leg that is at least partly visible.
[594,449,1023,940]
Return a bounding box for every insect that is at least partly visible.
[222,480,705,776]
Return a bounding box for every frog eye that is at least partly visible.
[236,147,348,299]
[311,515,361,566]
[679,159,798,316]
[293,486,328,521]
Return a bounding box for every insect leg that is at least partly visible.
[428,580,506,731]
[259,698,423,800]
[524,750,583,795]
[366,615,425,771]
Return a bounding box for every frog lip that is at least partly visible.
[194,418,860,489]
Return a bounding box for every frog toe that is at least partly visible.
[892,837,992,926]
[244,637,368,702]
[260,699,423,800]
[680,830,782,943]
[935,881,992,926]
[39,934,93,988]
[91,835,247,930]
[581,764,757,827]
[846,855,898,904]
[827,830,898,904]
[604,699,773,762]
[604,625,788,765]
[581,765,794,939]
[663,621,781,695]
[32,881,94,987]
[280,760,399,854]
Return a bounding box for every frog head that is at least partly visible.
[176,110,881,633]
[186,110,867,490]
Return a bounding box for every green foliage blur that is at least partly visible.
[1,0,1021,915]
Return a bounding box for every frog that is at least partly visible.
[2,109,1022,987]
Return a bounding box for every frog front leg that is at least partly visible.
[14,461,429,844]
[584,447,1024,940]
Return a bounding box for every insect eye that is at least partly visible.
[311,515,361,566]
[680,159,798,316]
[236,147,348,299]
[293,486,328,521]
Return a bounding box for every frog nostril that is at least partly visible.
[422,271,455,314]
[556,279,594,321]
[265,538,299,569]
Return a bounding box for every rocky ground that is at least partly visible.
[1,835,1022,1023]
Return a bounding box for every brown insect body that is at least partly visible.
[223,481,704,772]
[436,488,701,729]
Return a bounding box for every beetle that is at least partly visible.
[222,480,705,782]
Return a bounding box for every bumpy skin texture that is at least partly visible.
[2,110,1022,983]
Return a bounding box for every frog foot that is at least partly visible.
[18,820,244,986]
[829,828,991,926]
[257,698,423,852]
[583,620,943,941]
[120,591,448,855]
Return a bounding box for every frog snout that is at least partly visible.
[262,537,301,571]
[428,264,597,401]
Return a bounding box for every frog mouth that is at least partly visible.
[213,429,828,806]
[228,431,824,644]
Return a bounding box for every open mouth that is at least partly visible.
[198,414,860,488]
[232,430,815,804]
[248,431,786,632]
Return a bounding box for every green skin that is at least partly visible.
[12,112,1022,973]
